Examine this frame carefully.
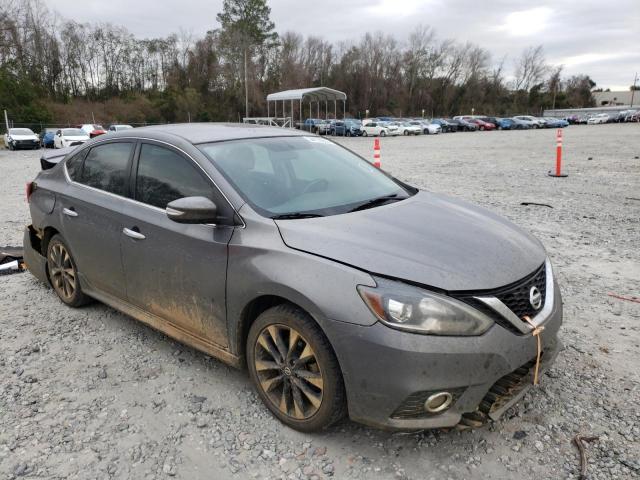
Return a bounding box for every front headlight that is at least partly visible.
[357,277,494,336]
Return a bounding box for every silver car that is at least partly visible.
[24,124,562,432]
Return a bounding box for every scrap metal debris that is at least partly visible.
[607,292,640,304]
[0,246,25,275]
[574,434,599,480]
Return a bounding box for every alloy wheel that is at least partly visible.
[254,324,324,420]
[48,243,76,300]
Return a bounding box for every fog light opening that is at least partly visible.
[424,392,453,413]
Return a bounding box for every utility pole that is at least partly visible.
[631,72,638,108]
[3,110,8,132]
[244,48,249,120]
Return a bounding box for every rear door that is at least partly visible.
[120,141,233,347]
[60,141,135,298]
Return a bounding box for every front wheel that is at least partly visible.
[362,130,368,137]
[380,130,386,137]
[247,304,346,432]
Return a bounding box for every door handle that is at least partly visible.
[63,207,78,217]
[123,227,145,240]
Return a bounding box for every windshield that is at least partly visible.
[63,129,86,136]
[10,128,34,135]
[199,136,412,217]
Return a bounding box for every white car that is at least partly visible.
[380,122,402,136]
[587,113,609,125]
[409,121,440,135]
[108,124,134,132]
[361,121,389,137]
[513,116,545,128]
[397,122,422,135]
[4,128,40,150]
[54,128,90,149]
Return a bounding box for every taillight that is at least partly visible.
[26,182,35,202]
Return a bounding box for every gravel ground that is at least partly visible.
[1,124,639,480]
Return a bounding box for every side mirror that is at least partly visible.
[166,196,218,224]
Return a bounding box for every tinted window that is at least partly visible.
[80,142,133,196]
[65,150,86,181]
[135,143,213,209]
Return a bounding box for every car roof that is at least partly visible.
[104,122,310,144]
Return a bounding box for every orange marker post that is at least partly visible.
[373,138,381,168]
[548,128,568,177]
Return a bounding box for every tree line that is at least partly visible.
[0,0,597,127]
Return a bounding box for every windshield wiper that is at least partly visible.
[348,194,404,213]
[271,212,325,220]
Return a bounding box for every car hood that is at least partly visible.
[64,136,89,141]
[9,134,38,140]
[275,191,546,291]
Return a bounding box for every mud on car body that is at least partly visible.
[23,123,562,431]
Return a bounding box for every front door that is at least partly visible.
[120,142,232,347]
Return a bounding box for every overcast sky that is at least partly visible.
[47,0,639,90]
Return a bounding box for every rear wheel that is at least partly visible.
[247,304,346,432]
[380,130,386,137]
[46,234,90,307]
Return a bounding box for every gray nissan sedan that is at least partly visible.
[23,123,562,432]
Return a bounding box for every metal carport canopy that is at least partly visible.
[266,87,346,102]
[266,87,347,125]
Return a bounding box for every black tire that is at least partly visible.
[247,304,347,432]
[46,234,90,307]
[8,143,14,151]
[362,130,368,137]
[380,130,386,137]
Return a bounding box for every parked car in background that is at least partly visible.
[626,110,640,122]
[409,121,440,135]
[431,119,457,133]
[23,123,562,432]
[478,117,500,128]
[510,117,532,129]
[380,122,401,136]
[40,128,57,148]
[343,119,363,136]
[587,113,609,125]
[469,118,495,131]
[513,116,544,128]
[76,124,107,138]
[329,121,348,136]
[54,128,90,149]
[542,118,569,128]
[4,128,40,150]
[449,118,478,132]
[108,124,133,132]
[496,118,517,130]
[300,119,330,135]
[361,121,389,137]
[397,122,422,136]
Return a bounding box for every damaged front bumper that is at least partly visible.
[321,279,563,431]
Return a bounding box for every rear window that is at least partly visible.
[65,150,87,181]
[79,142,133,196]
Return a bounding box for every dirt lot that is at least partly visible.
[1,124,639,479]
